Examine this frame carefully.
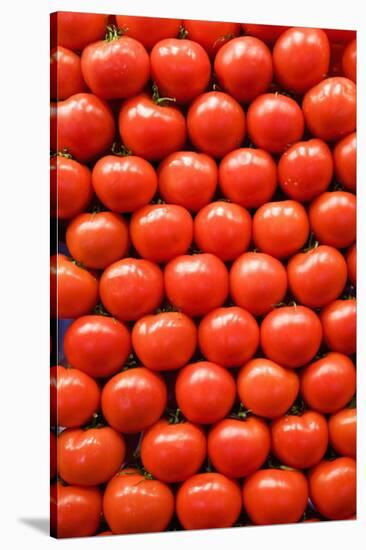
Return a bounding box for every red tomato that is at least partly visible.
[346,243,356,285]
[320,299,356,355]
[309,191,356,248]
[198,306,259,367]
[130,204,193,263]
[101,367,167,433]
[309,457,356,520]
[141,419,206,482]
[253,200,309,259]
[278,139,333,202]
[132,312,197,371]
[176,473,242,530]
[237,358,300,418]
[247,93,304,153]
[323,29,356,44]
[164,253,229,317]
[243,469,308,525]
[50,431,57,479]
[100,258,164,321]
[333,132,356,193]
[50,47,86,101]
[57,12,108,51]
[115,15,181,50]
[287,245,347,308]
[50,156,92,219]
[241,23,288,45]
[194,201,251,261]
[328,42,344,77]
[183,20,241,57]
[260,305,322,368]
[176,362,236,424]
[328,407,356,458]
[187,91,246,158]
[97,531,114,536]
[302,77,356,142]
[342,39,356,82]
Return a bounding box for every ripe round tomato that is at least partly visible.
[141,419,206,482]
[50,365,100,428]
[247,93,304,153]
[323,29,356,44]
[320,299,356,355]
[103,470,174,534]
[253,200,309,259]
[132,312,197,371]
[302,77,356,141]
[218,148,277,209]
[309,457,356,520]
[50,431,57,479]
[328,407,356,458]
[347,243,356,285]
[287,245,347,308]
[50,156,92,219]
[115,15,181,50]
[164,253,229,317]
[198,306,259,367]
[301,352,356,413]
[175,361,236,424]
[243,469,308,525]
[101,367,167,432]
[333,132,356,193]
[130,204,193,263]
[309,191,356,248]
[273,28,330,94]
[342,39,356,82]
[187,91,246,158]
[57,12,108,51]
[100,258,164,321]
[176,473,242,530]
[208,417,270,478]
[260,305,322,368]
[58,427,125,485]
[241,23,288,45]
[50,47,86,100]
[278,139,333,202]
[158,151,217,212]
[183,20,241,57]
[237,358,300,418]
[194,201,252,261]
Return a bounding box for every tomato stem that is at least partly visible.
[111,141,132,157]
[51,148,72,159]
[303,232,319,253]
[178,25,188,39]
[152,83,176,106]
[105,24,123,42]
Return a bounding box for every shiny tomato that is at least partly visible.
[50,431,57,480]
[346,243,357,285]
[56,12,108,51]
[50,47,86,101]
[342,39,356,82]
[328,407,356,458]
[183,20,241,57]
[115,15,181,50]
[320,299,356,355]
[309,191,356,248]
[333,132,356,193]
[241,23,288,45]
[323,29,356,44]
[50,156,92,219]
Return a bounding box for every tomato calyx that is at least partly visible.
[93,302,111,317]
[111,141,132,157]
[151,83,177,106]
[302,232,320,253]
[122,353,139,371]
[266,455,296,472]
[347,395,356,409]
[167,408,185,425]
[229,402,252,420]
[178,25,189,39]
[155,302,180,314]
[51,148,73,159]
[82,412,106,431]
[104,24,124,42]
[287,397,306,416]
[213,33,236,49]
[273,300,298,311]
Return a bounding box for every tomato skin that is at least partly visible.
[176,473,242,530]
[198,306,259,367]
[97,531,113,536]
[346,243,356,286]
[241,23,288,45]
[328,407,356,458]
[243,469,308,525]
[115,15,181,50]
[194,201,252,261]
[278,139,333,202]
[260,305,322,368]
[342,39,356,82]
[323,29,356,44]
[101,367,167,433]
[333,132,356,193]
[141,420,206,482]
[237,358,300,419]
[309,457,356,520]
[100,258,164,322]
[130,204,193,263]
[50,431,57,480]
[50,47,87,101]
[132,312,197,371]
[50,156,92,219]
[320,299,356,355]
[187,91,246,159]
[309,191,356,248]
[176,362,236,424]
[183,20,241,57]
[302,77,356,142]
[57,12,108,51]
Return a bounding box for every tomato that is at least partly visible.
[260,305,322,368]
[183,20,241,57]
[342,39,356,82]
[273,28,330,94]
[175,362,236,424]
[164,253,229,317]
[320,299,356,355]
[51,482,102,538]
[346,243,356,285]
[50,156,93,219]
[287,245,347,308]
[56,12,108,51]
[219,148,277,209]
[115,15,181,50]
[50,431,57,480]
[194,201,251,261]
[103,470,174,534]
[141,419,206,482]
[328,407,356,458]
[50,254,99,319]
[100,258,164,321]
[247,93,304,153]
[97,531,114,536]
[198,306,259,367]
[302,77,356,142]
[158,151,217,212]
[119,93,187,161]
[176,473,242,530]
[328,42,344,77]
[333,132,356,193]
[215,37,273,103]
[237,358,300,418]
[309,191,356,248]
[241,23,288,45]
[323,29,356,44]
[101,367,167,433]
[208,417,270,478]
[253,200,309,259]
[151,39,211,104]
[132,312,197,371]
[243,469,308,525]
[187,91,246,158]
[278,139,333,202]
[130,204,193,263]
[64,315,131,378]
[50,47,86,101]
[309,457,356,520]
[301,352,356,414]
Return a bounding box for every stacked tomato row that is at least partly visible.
[50,12,357,539]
